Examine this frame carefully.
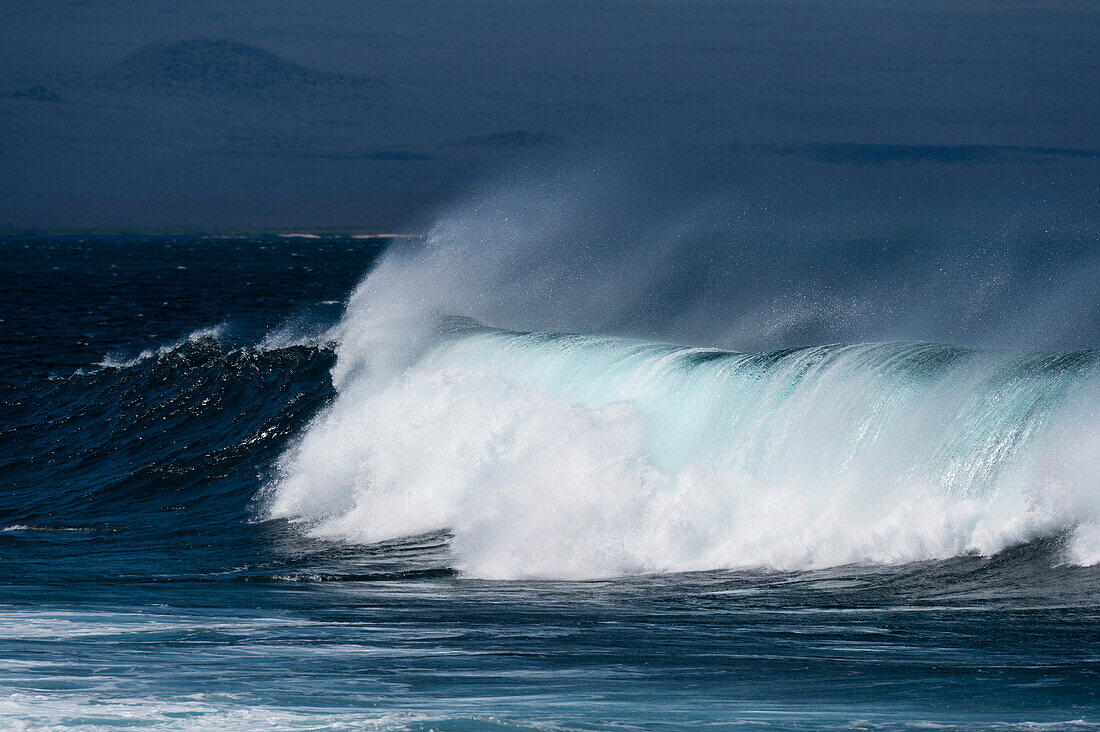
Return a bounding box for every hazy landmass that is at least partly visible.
[1,0,1096,232]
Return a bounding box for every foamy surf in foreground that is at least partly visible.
[267,312,1100,579]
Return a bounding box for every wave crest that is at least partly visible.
[266,318,1100,579]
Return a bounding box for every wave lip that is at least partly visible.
[84,320,338,375]
[265,314,1100,580]
[91,325,228,371]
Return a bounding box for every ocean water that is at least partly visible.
[3,235,1099,730]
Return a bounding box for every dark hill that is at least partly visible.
[109,39,383,96]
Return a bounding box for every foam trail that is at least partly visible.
[268,317,1100,579]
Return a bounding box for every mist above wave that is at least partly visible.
[338,158,1099,356]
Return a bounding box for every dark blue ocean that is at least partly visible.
[3,235,1099,730]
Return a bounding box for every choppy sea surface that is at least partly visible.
[2,236,1098,730]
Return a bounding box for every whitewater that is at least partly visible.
[266,286,1100,580]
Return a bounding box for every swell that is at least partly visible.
[267,317,1100,579]
[0,334,336,532]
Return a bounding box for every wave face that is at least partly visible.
[4,335,334,535]
[267,314,1100,579]
[0,236,382,548]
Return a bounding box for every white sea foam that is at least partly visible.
[267,311,1100,579]
[0,525,95,533]
[0,692,431,731]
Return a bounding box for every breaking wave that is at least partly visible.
[266,314,1100,579]
[260,172,1100,580]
